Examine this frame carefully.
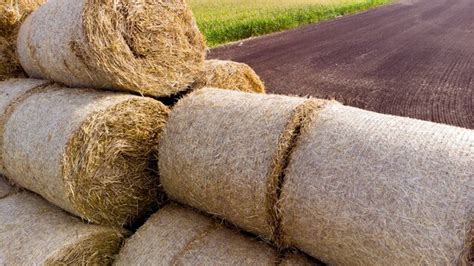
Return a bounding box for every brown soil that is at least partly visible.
[209,0,474,129]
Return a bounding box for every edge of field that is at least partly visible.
[193,0,392,47]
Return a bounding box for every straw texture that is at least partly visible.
[195,60,266,93]
[0,175,12,199]
[280,252,319,266]
[115,204,279,265]
[0,79,169,226]
[0,0,45,80]
[0,78,51,174]
[159,88,325,241]
[280,103,474,265]
[0,191,124,264]
[17,0,206,97]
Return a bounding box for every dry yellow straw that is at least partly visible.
[115,204,315,265]
[17,0,206,97]
[195,60,265,93]
[159,88,325,241]
[280,103,474,265]
[0,0,46,80]
[0,79,169,226]
[0,180,125,265]
[159,88,473,264]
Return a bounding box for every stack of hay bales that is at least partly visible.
[1,0,265,227]
[0,79,169,226]
[1,0,471,263]
[0,0,273,264]
[115,204,316,265]
[159,88,474,265]
[0,176,125,264]
[0,0,46,80]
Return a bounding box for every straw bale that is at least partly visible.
[0,191,124,264]
[195,60,265,93]
[17,0,206,97]
[280,103,474,265]
[0,0,45,80]
[115,204,279,265]
[159,88,326,241]
[0,79,169,226]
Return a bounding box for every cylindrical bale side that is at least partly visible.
[17,0,206,97]
[0,79,169,226]
[159,88,326,241]
[115,204,215,264]
[0,78,51,173]
[195,60,266,93]
[115,204,278,265]
[280,103,474,265]
[0,79,50,115]
[0,191,124,264]
[0,0,46,80]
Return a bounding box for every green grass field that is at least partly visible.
[189,0,391,47]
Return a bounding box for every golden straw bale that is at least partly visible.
[195,60,265,93]
[115,204,283,265]
[0,191,124,264]
[0,79,169,226]
[17,0,206,97]
[280,103,474,265]
[0,0,45,80]
[159,88,326,242]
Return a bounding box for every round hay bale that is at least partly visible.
[115,204,279,265]
[0,79,169,226]
[0,191,125,264]
[195,60,266,93]
[17,0,206,97]
[0,0,46,80]
[280,103,474,265]
[159,88,327,241]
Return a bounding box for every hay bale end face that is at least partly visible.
[0,191,124,264]
[280,103,474,265]
[0,79,169,226]
[17,0,206,97]
[0,0,46,80]
[115,204,279,265]
[159,88,326,241]
[195,60,266,93]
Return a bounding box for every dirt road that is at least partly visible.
[209,0,474,129]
